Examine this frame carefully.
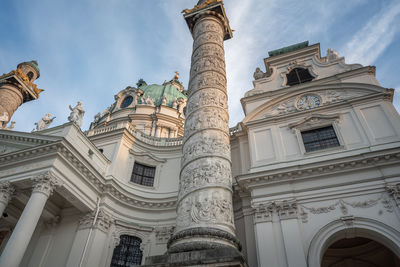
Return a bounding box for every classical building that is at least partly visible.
[0,5,400,267]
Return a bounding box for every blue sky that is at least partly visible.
[1,0,400,132]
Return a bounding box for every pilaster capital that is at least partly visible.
[0,181,15,204]
[386,183,400,207]
[275,200,298,220]
[79,208,114,233]
[32,171,61,197]
[252,202,274,223]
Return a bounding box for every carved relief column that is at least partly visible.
[168,0,240,253]
[0,181,15,217]
[0,172,60,267]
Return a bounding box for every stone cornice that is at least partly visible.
[0,138,177,211]
[0,129,61,146]
[236,149,400,190]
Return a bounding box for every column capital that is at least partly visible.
[0,181,15,204]
[79,208,114,233]
[182,0,232,40]
[32,171,61,197]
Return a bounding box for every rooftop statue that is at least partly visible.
[33,113,55,131]
[253,67,266,80]
[68,101,85,127]
[326,48,339,62]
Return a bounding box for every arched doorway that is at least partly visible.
[321,236,400,267]
[307,218,400,267]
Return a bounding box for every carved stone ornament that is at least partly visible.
[288,113,341,131]
[0,181,15,204]
[32,171,61,197]
[253,200,298,222]
[263,89,369,118]
[299,194,391,223]
[386,183,400,207]
[33,113,55,131]
[79,208,114,233]
[155,226,175,244]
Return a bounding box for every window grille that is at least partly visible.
[131,162,155,187]
[110,235,142,267]
[286,68,314,86]
[301,126,340,152]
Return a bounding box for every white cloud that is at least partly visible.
[343,2,400,65]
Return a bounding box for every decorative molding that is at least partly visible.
[0,181,15,205]
[252,200,298,222]
[155,226,175,244]
[237,151,400,189]
[79,208,114,233]
[280,59,318,87]
[288,113,341,130]
[32,171,62,197]
[128,149,166,163]
[386,183,400,207]
[299,194,391,223]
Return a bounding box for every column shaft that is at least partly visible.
[168,14,239,252]
[0,191,49,267]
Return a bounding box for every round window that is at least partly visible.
[120,96,133,108]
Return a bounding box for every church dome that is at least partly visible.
[138,80,187,108]
[89,73,187,138]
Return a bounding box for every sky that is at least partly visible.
[1,0,400,132]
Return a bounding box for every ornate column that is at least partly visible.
[0,181,15,217]
[167,0,240,253]
[0,61,42,125]
[0,172,60,267]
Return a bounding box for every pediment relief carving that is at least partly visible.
[128,149,166,164]
[257,88,370,119]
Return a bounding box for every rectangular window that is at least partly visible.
[130,162,155,186]
[301,126,340,152]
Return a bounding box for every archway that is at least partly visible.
[307,217,400,267]
[321,236,400,267]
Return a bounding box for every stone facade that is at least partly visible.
[0,4,400,267]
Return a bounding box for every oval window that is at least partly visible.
[120,96,133,108]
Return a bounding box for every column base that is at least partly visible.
[143,247,248,267]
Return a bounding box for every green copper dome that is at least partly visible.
[139,81,187,107]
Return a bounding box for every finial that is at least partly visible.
[174,71,180,80]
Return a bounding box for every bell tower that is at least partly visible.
[0,61,43,127]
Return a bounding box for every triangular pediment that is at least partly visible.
[243,83,392,124]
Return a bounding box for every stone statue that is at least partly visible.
[177,98,186,115]
[162,95,168,105]
[326,48,339,62]
[34,113,55,131]
[94,112,101,123]
[253,67,265,80]
[68,101,85,127]
[172,98,178,109]
[0,112,9,129]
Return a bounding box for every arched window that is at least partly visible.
[27,71,34,81]
[111,235,142,266]
[120,96,134,109]
[286,67,314,86]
